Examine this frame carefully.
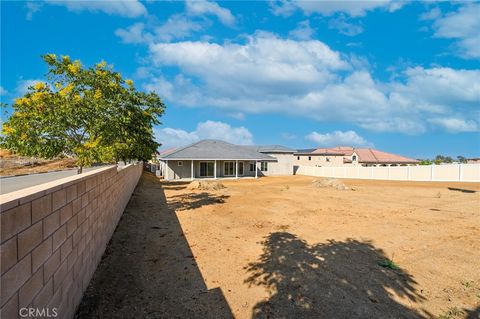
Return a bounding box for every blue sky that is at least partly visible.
[1,0,479,159]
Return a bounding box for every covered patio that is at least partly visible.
[159,140,275,181]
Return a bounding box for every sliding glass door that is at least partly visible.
[224,161,235,176]
[199,162,214,177]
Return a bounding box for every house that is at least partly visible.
[159,140,295,180]
[294,148,345,167]
[295,146,419,167]
[467,158,480,164]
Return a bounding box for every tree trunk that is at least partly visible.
[77,166,83,174]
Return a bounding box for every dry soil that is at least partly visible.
[76,173,480,319]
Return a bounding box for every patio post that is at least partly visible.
[165,160,169,180]
[214,160,217,179]
[235,160,238,179]
[255,160,258,178]
[191,160,194,181]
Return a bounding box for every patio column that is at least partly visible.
[235,160,238,179]
[165,160,169,180]
[214,160,217,179]
[191,160,194,181]
[255,160,258,178]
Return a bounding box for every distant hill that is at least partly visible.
[0,149,77,177]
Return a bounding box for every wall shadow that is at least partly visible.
[76,173,233,319]
[167,192,229,211]
[245,232,430,319]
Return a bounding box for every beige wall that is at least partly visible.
[296,164,480,182]
[0,164,142,319]
[261,153,294,176]
[294,154,344,167]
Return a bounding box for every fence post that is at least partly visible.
[459,163,463,181]
[388,165,391,180]
[357,165,360,178]
[371,166,374,179]
[407,165,411,180]
[431,164,435,181]
[322,166,325,176]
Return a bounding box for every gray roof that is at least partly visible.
[160,140,275,160]
[247,145,296,153]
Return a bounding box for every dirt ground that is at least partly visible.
[77,173,480,319]
[0,148,76,176]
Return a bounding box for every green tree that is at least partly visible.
[1,54,165,173]
[457,156,467,163]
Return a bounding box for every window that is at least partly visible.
[177,161,183,166]
[352,155,357,161]
[326,157,330,162]
[261,161,268,171]
[249,162,255,172]
[308,156,311,161]
[199,162,214,177]
[224,161,235,176]
[297,156,300,160]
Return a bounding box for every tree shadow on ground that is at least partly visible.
[245,232,431,319]
[466,306,480,319]
[76,173,233,319]
[167,192,229,211]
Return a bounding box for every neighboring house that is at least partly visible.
[159,140,295,180]
[296,146,419,167]
[466,158,480,164]
[294,148,345,167]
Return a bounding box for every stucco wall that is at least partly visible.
[296,164,480,182]
[261,153,294,176]
[0,164,142,319]
[294,154,344,167]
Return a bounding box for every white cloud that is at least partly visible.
[16,79,43,96]
[45,0,147,18]
[25,2,42,20]
[306,130,372,147]
[328,15,363,36]
[115,23,149,44]
[143,32,479,134]
[289,20,315,40]
[116,14,204,44]
[154,14,204,42]
[430,4,480,59]
[155,120,253,148]
[428,118,479,133]
[270,0,404,17]
[186,0,236,26]
[0,86,8,96]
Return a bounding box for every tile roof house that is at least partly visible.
[159,140,295,180]
[295,146,419,167]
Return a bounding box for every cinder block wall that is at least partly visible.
[1,164,142,318]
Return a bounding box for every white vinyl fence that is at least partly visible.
[295,164,480,182]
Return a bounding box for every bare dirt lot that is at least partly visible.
[0,149,76,176]
[77,174,480,319]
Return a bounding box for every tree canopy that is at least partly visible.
[1,54,165,172]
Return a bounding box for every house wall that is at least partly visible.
[0,164,142,319]
[261,153,294,176]
[294,154,344,167]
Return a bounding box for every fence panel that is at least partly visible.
[295,164,480,182]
